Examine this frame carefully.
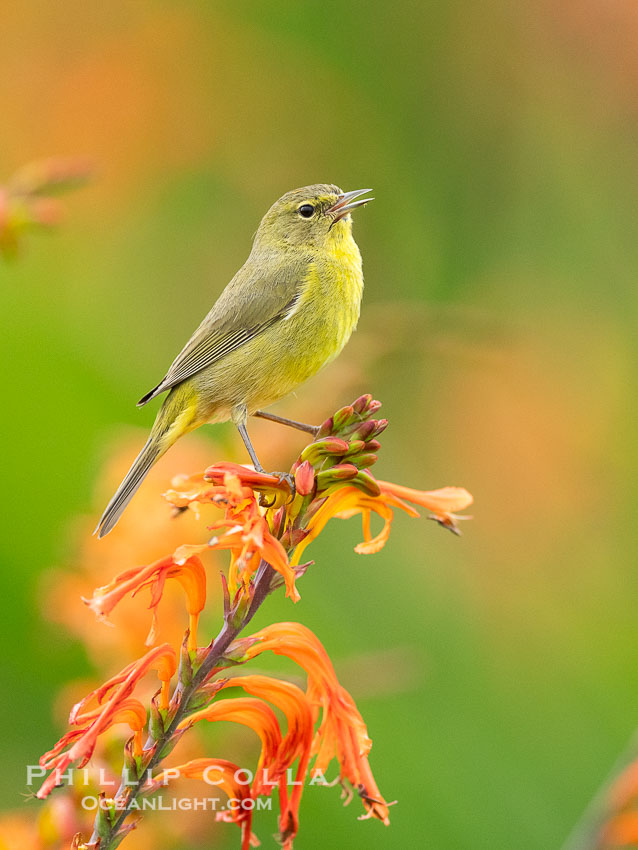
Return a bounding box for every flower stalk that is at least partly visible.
[86,562,276,849]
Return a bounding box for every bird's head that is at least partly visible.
[254,184,373,251]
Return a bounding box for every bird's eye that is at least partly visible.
[298,204,315,219]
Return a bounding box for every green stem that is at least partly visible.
[91,562,275,849]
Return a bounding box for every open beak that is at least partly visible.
[327,188,374,222]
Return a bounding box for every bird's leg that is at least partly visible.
[254,409,320,439]
[233,419,265,472]
[232,405,295,503]
[232,404,265,470]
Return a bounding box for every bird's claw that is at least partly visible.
[258,471,296,507]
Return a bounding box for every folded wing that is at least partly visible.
[137,258,305,407]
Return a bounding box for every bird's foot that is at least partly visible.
[259,471,296,507]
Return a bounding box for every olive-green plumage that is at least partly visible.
[96,184,372,537]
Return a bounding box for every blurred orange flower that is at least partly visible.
[0,157,91,259]
[83,554,206,651]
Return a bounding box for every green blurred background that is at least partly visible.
[3,1,638,847]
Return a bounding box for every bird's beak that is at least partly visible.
[327,188,374,222]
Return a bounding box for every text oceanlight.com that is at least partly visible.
[81,796,272,812]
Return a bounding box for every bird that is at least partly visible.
[95,184,373,538]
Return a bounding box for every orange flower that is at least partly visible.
[240,622,393,825]
[38,645,176,799]
[178,697,282,796]
[176,675,314,846]
[205,462,292,500]
[170,472,300,602]
[165,462,290,512]
[0,157,92,259]
[291,480,473,566]
[599,811,638,845]
[149,758,258,850]
[220,675,315,845]
[83,555,206,651]
[378,480,473,533]
[221,675,313,770]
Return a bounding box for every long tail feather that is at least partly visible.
[94,437,162,538]
[137,381,163,408]
[96,384,200,538]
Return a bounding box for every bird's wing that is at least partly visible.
[137,257,306,406]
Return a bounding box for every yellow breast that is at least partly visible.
[299,219,364,360]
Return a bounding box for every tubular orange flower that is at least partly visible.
[165,463,290,512]
[69,698,147,733]
[171,472,300,602]
[221,675,313,767]
[83,555,206,650]
[38,645,176,799]
[178,697,282,796]
[220,674,315,845]
[291,479,473,566]
[377,480,473,533]
[239,622,393,825]
[206,462,292,499]
[149,758,257,849]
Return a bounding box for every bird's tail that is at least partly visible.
[94,436,164,538]
[95,385,201,539]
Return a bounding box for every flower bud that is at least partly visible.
[353,470,382,496]
[372,418,389,437]
[343,439,366,457]
[294,461,315,496]
[351,452,378,469]
[328,463,359,479]
[316,416,334,438]
[316,463,359,490]
[300,437,349,464]
[352,394,373,414]
[332,405,355,431]
[349,420,376,441]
